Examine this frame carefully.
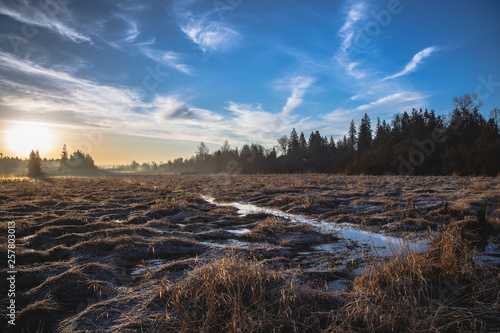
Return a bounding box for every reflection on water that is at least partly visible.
[130,259,169,276]
[202,195,428,255]
[200,239,270,248]
[227,228,251,234]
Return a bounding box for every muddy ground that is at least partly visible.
[0,175,499,332]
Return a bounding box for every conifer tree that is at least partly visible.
[27,149,42,177]
[358,113,372,152]
[347,120,357,151]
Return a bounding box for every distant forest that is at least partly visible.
[111,93,499,176]
[1,93,499,177]
[0,145,99,177]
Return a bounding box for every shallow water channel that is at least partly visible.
[202,195,429,256]
[130,196,499,277]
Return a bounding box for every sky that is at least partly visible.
[0,0,499,165]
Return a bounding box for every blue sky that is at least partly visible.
[0,0,499,164]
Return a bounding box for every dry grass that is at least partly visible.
[328,223,500,332]
[157,253,340,333]
[241,216,335,246]
[1,174,499,332]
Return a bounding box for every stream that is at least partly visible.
[202,195,429,256]
[128,197,499,277]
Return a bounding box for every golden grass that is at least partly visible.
[1,174,499,332]
[328,224,500,332]
[157,253,340,333]
[152,221,499,332]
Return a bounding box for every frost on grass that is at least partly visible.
[0,175,498,332]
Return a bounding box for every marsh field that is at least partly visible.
[1,174,500,332]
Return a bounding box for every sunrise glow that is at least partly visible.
[5,122,53,158]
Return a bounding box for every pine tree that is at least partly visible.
[299,132,308,157]
[489,107,500,130]
[60,144,68,170]
[374,117,385,145]
[358,113,372,152]
[27,149,42,177]
[329,136,336,155]
[347,120,357,151]
[287,128,301,158]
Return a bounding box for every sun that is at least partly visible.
[5,122,53,157]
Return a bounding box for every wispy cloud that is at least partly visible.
[226,102,314,142]
[326,1,431,131]
[181,18,241,53]
[0,1,91,43]
[140,48,194,75]
[223,76,318,142]
[280,76,315,115]
[384,47,437,80]
[338,2,365,54]
[0,52,143,126]
[161,52,194,75]
[117,1,151,12]
[93,15,142,49]
[227,103,289,139]
[321,90,427,137]
[0,52,313,145]
[172,0,241,53]
[89,14,194,75]
[124,21,140,42]
[355,92,424,111]
[153,96,194,120]
[335,2,367,79]
[153,96,222,122]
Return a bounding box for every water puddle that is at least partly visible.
[476,239,500,265]
[20,234,35,241]
[326,279,349,292]
[130,259,169,276]
[203,195,428,256]
[200,239,270,248]
[227,228,251,234]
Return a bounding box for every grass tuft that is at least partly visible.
[157,254,340,332]
[328,223,500,332]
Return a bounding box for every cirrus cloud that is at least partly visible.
[384,47,437,80]
[0,1,91,43]
[181,18,241,53]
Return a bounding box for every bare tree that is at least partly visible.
[196,142,209,161]
[490,107,500,126]
[452,92,482,114]
[220,140,231,153]
[276,135,288,156]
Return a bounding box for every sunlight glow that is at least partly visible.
[5,122,53,158]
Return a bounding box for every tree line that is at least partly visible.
[59,144,99,175]
[0,145,99,177]
[2,92,498,177]
[129,92,498,176]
